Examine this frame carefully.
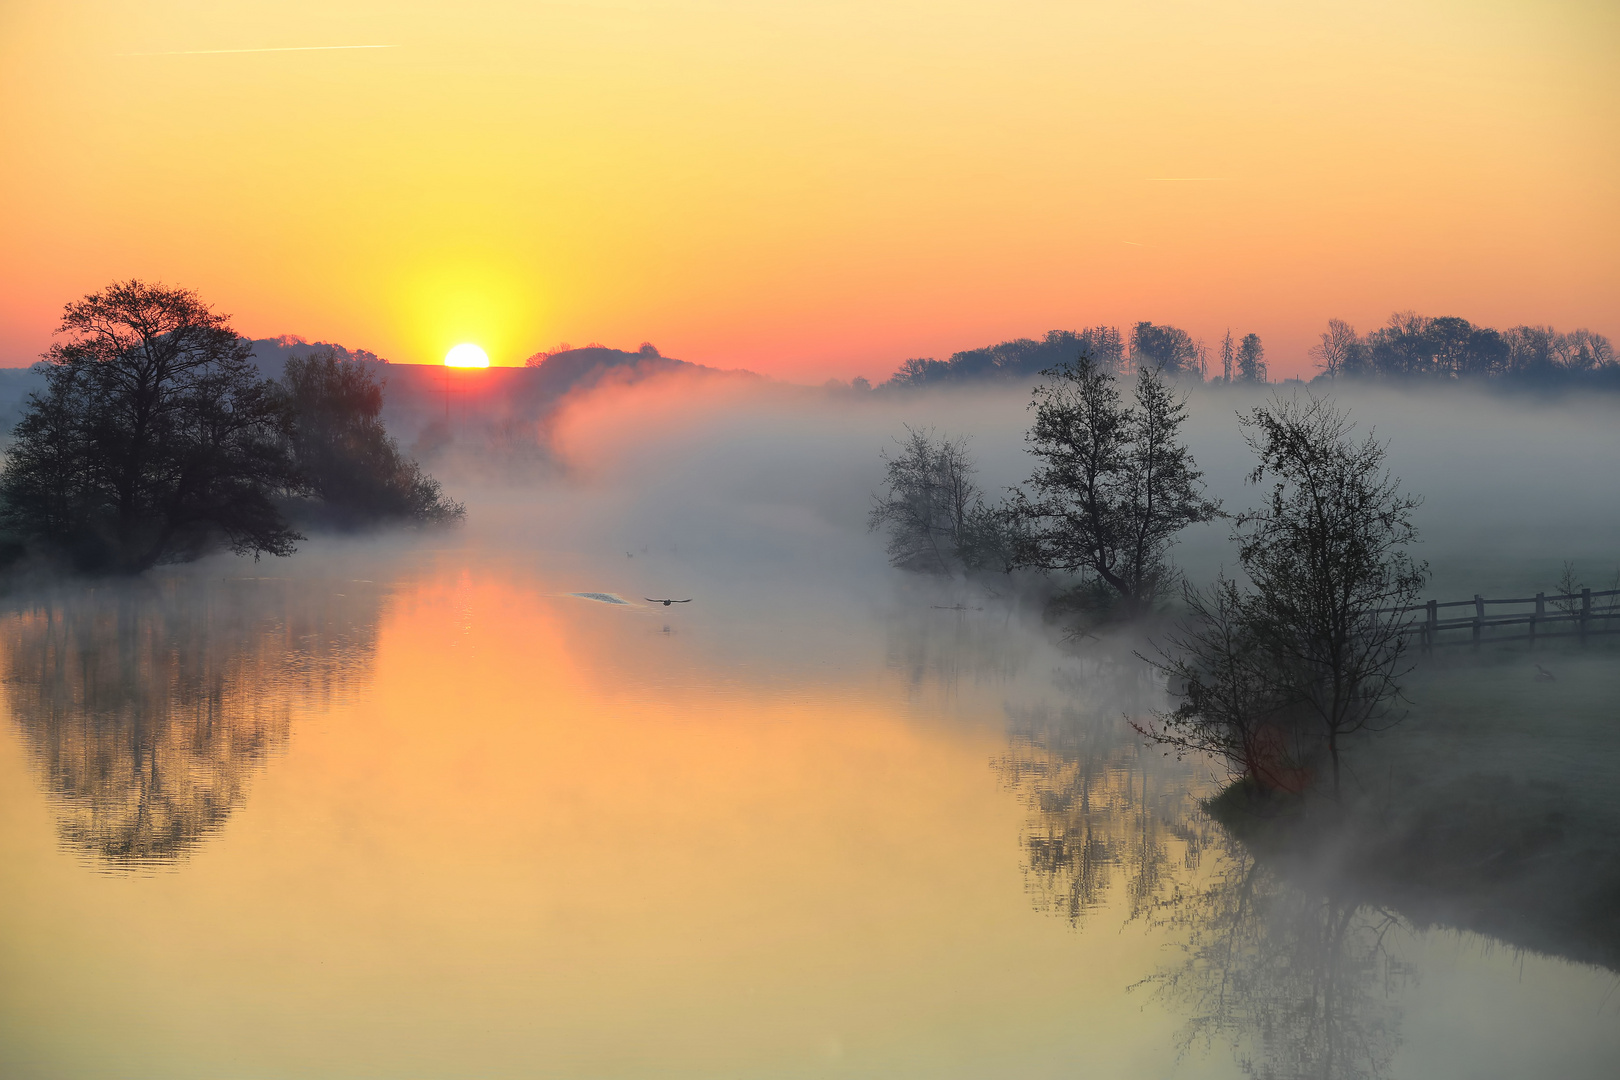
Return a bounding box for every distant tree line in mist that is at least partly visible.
[0,281,463,574]
[871,313,1615,390]
[1309,312,1615,384]
[880,322,1270,389]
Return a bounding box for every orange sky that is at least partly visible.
[0,0,1614,379]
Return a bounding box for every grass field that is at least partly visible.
[1213,637,1620,970]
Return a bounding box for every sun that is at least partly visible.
[445,343,490,368]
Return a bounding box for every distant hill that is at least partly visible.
[251,338,730,408]
[363,344,755,458]
[524,344,714,394]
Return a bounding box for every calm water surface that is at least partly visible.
[0,545,1615,1079]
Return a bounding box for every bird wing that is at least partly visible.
[643,598,663,603]
[672,599,692,603]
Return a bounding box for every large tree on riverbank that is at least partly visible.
[0,281,302,571]
[1145,394,1427,796]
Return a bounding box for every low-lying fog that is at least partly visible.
[437,372,1620,606]
[1,369,1616,1080]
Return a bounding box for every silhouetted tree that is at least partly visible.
[0,281,301,572]
[884,328,1125,388]
[1138,575,1311,793]
[1502,324,1615,377]
[1009,359,1220,613]
[1312,312,1612,384]
[1237,333,1267,383]
[868,427,1004,573]
[1130,322,1203,380]
[1310,319,1371,378]
[281,347,464,527]
[1145,394,1426,796]
[1561,328,1615,371]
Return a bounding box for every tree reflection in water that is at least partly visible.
[2,574,384,869]
[999,659,1412,1079]
[997,653,1220,925]
[1137,839,1412,1080]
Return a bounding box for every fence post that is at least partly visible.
[1581,587,1592,644]
[1532,591,1544,646]
[1426,599,1438,655]
[1473,594,1483,649]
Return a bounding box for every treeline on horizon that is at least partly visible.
[223,311,1620,396]
[873,313,1617,391]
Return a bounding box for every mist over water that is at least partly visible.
[443,371,1620,602]
[1,371,1617,1078]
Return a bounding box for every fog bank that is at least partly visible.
[426,373,1620,607]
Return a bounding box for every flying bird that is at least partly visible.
[645,597,692,606]
[1534,664,1555,682]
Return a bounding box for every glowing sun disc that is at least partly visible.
[445,343,490,368]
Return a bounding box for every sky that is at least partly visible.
[0,0,1615,379]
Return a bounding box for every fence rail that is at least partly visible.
[1381,588,1620,650]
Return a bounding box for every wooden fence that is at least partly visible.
[1382,588,1620,651]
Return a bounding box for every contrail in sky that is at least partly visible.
[120,45,397,57]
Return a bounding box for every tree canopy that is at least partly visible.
[885,328,1126,389]
[1009,358,1220,613]
[1129,322,1204,380]
[0,281,463,573]
[1145,394,1427,796]
[1,281,301,571]
[1311,312,1615,383]
[281,347,464,528]
[867,427,1005,574]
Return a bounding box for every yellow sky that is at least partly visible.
[0,0,1614,377]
